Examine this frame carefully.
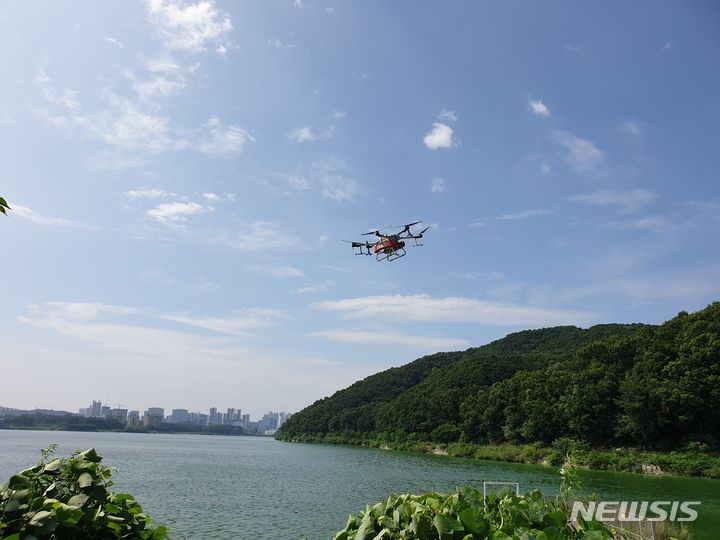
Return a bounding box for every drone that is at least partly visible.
[344,221,430,262]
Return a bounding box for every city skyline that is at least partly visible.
[2,1,719,418]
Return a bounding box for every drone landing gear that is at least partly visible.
[377,247,406,262]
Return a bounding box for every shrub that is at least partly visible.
[0,445,168,539]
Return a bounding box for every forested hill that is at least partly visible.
[279,302,720,450]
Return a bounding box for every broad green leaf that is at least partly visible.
[459,507,485,533]
[43,460,61,472]
[28,510,53,526]
[67,494,89,507]
[433,514,455,540]
[7,475,31,489]
[542,510,567,528]
[78,448,102,462]
[78,472,93,488]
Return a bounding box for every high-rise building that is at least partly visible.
[108,408,128,424]
[127,411,140,427]
[170,409,189,424]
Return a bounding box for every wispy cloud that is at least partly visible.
[287,126,317,143]
[146,201,208,225]
[272,160,359,202]
[11,204,73,226]
[311,329,470,350]
[146,0,233,54]
[498,209,552,220]
[196,117,252,156]
[251,265,306,279]
[102,36,124,48]
[570,189,656,214]
[437,109,457,122]
[423,122,454,150]
[314,294,595,327]
[661,41,674,53]
[204,221,301,252]
[528,99,551,118]
[553,130,604,172]
[431,178,446,194]
[621,120,641,136]
[267,37,297,50]
[125,188,172,199]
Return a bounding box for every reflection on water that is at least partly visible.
[0,431,717,539]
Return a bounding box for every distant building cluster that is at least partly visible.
[78,400,291,435]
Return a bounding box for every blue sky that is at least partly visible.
[1,1,719,418]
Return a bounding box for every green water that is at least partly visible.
[0,430,717,539]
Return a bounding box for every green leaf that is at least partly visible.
[78,472,93,488]
[28,510,53,526]
[67,494,89,507]
[459,507,485,533]
[7,475,31,489]
[78,448,102,462]
[433,514,455,540]
[543,510,567,528]
[43,459,62,473]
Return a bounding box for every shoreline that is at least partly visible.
[278,435,720,480]
[0,425,271,437]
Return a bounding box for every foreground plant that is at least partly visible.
[0,445,168,539]
[334,460,616,540]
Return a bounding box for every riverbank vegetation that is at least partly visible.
[0,446,167,539]
[279,302,720,479]
[333,461,691,539]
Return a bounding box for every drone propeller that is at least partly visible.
[362,230,380,236]
[415,226,430,237]
[343,240,372,248]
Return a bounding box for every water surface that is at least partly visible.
[1,431,717,539]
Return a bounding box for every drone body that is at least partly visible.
[344,221,429,262]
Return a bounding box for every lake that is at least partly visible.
[1,431,718,539]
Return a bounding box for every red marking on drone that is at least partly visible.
[343,221,429,262]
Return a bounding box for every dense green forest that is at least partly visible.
[279,303,720,454]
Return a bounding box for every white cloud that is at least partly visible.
[146,201,207,224]
[528,99,551,118]
[570,189,657,214]
[621,121,641,136]
[160,309,286,336]
[216,44,227,56]
[661,41,673,52]
[437,109,457,122]
[431,178,446,194]
[312,330,470,350]
[423,122,454,150]
[102,36,124,48]
[146,0,233,53]
[498,209,552,220]
[319,174,358,202]
[10,204,73,226]
[267,37,297,50]
[196,116,252,156]
[314,294,595,327]
[131,74,186,101]
[287,126,316,143]
[296,281,334,294]
[125,188,171,199]
[553,130,605,172]
[251,265,306,279]
[205,221,300,252]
